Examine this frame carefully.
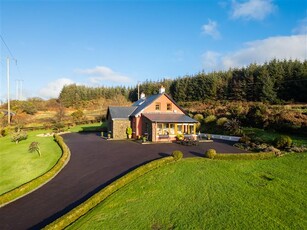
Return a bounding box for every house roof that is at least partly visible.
[107,106,137,120]
[130,93,186,117]
[130,94,162,116]
[143,113,198,123]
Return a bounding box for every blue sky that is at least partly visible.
[0,0,306,100]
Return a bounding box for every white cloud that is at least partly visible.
[38,78,75,99]
[231,0,276,20]
[202,35,307,70]
[201,19,221,39]
[76,66,131,84]
[292,17,307,35]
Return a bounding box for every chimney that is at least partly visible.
[140,92,146,99]
[159,85,165,94]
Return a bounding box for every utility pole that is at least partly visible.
[7,57,11,125]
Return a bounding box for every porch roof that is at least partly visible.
[143,113,198,123]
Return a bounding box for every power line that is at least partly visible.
[0,34,16,60]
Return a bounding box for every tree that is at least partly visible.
[71,110,85,123]
[28,142,41,157]
[11,130,28,144]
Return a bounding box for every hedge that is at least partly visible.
[44,156,177,230]
[0,135,70,207]
[214,152,276,160]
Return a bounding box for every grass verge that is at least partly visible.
[67,153,307,230]
[214,152,276,160]
[44,156,176,230]
[0,134,70,207]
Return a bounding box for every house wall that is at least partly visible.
[152,122,157,142]
[141,115,152,141]
[112,120,131,139]
[131,116,142,138]
[143,94,184,114]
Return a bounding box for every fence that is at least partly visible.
[198,133,240,142]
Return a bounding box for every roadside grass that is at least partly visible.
[68,122,105,133]
[68,153,307,230]
[243,127,307,146]
[0,130,61,195]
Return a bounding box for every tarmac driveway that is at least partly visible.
[0,132,245,230]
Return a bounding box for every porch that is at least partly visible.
[142,113,198,142]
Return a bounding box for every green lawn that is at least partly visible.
[68,153,307,230]
[68,122,105,133]
[0,130,62,195]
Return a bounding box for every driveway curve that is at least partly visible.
[0,132,245,229]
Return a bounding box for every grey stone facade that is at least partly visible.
[110,120,131,139]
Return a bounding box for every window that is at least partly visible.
[169,123,175,135]
[157,123,163,135]
[177,124,183,134]
[155,102,161,110]
[189,124,195,134]
[167,103,172,111]
[163,123,169,135]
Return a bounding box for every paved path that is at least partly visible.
[0,132,245,230]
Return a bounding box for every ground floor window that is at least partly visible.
[156,123,195,136]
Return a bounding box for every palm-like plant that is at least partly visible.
[28,142,41,157]
[224,119,243,136]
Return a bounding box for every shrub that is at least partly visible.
[274,135,292,149]
[204,149,217,159]
[224,119,243,136]
[0,127,9,137]
[214,152,276,160]
[11,131,28,144]
[193,114,204,122]
[176,133,184,140]
[216,117,228,126]
[204,115,217,124]
[239,135,251,144]
[71,110,85,123]
[126,127,132,135]
[172,150,183,161]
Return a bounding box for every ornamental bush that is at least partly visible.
[11,131,28,144]
[204,115,217,124]
[274,135,292,149]
[216,117,228,126]
[204,149,217,159]
[172,150,183,161]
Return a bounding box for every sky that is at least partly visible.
[0,0,306,100]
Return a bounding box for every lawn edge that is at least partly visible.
[44,156,178,230]
[0,134,71,207]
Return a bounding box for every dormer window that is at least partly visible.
[167,103,172,111]
[155,102,161,110]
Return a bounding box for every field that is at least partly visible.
[0,130,62,195]
[68,153,307,230]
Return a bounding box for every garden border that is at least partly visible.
[0,135,70,207]
[44,156,177,230]
[214,152,276,160]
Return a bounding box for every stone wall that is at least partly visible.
[112,120,131,139]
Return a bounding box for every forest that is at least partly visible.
[59,59,307,107]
